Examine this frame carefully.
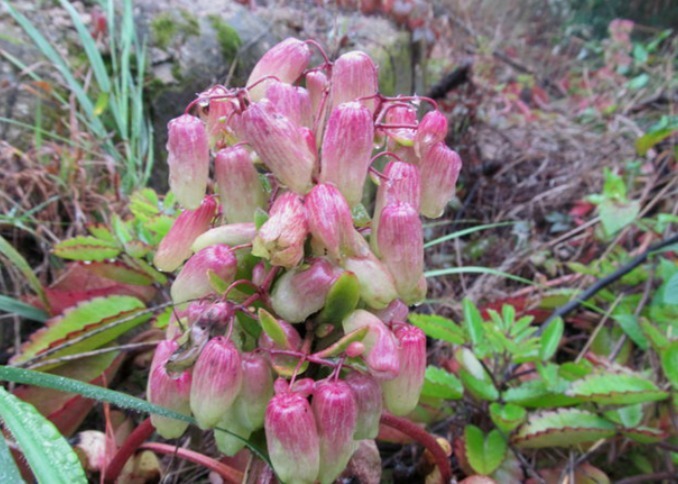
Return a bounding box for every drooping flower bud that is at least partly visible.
[154,196,217,272]
[214,146,267,223]
[319,102,375,207]
[234,352,274,431]
[198,85,238,149]
[265,81,313,129]
[313,381,359,484]
[247,38,311,101]
[381,324,427,416]
[170,245,237,303]
[345,371,383,439]
[371,161,421,256]
[252,192,308,268]
[270,258,342,323]
[342,253,398,309]
[147,340,192,438]
[190,336,243,429]
[377,202,426,305]
[265,392,320,484]
[419,142,462,218]
[166,114,209,209]
[192,223,257,252]
[239,100,316,193]
[413,110,448,158]
[383,104,417,147]
[306,70,328,128]
[343,310,400,380]
[214,407,252,457]
[330,51,379,114]
[305,183,359,261]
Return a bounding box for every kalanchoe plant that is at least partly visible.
[147,37,463,481]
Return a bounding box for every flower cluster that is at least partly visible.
[147,38,461,482]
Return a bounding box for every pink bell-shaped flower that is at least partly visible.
[214,145,267,223]
[377,202,426,305]
[342,252,399,310]
[345,371,383,439]
[319,102,375,207]
[270,258,342,323]
[306,70,329,131]
[190,336,243,429]
[343,310,400,380]
[170,244,237,304]
[419,142,462,218]
[265,391,320,483]
[154,196,217,272]
[313,380,359,484]
[371,160,421,256]
[239,100,316,193]
[166,114,210,209]
[413,110,448,159]
[247,38,311,101]
[381,324,427,416]
[198,85,238,149]
[265,81,313,129]
[147,339,192,438]
[305,183,360,261]
[330,51,379,114]
[252,192,308,268]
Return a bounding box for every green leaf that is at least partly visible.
[0,295,48,322]
[0,234,48,309]
[598,199,640,237]
[312,327,368,359]
[636,128,676,156]
[663,273,678,305]
[0,386,86,483]
[409,314,465,345]
[462,298,485,347]
[603,404,643,428]
[317,272,361,324]
[622,426,667,444]
[421,366,464,400]
[424,221,517,249]
[53,236,121,261]
[503,380,582,408]
[640,318,669,351]
[539,317,563,361]
[464,425,507,475]
[567,372,668,405]
[460,369,499,401]
[511,409,616,448]
[661,340,678,388]
[490,402,527,433]
[0,365,271,466]
[0,428,24,484]
[258,308,288,348]
[11,296,150,367]
[613,313,648,350]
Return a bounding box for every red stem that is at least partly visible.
[139,442,244,483]
[103,418,154,483]
[380,413,452,483]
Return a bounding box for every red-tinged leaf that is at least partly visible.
[79,260,154,285]
[53,236,121,261]
[621,426,667,444]
[87,224,117,243]
[12,352,123,437]
[11,295,151,368]
[511,409,616,448]
[566,371,668,405]
[123,240,152,258]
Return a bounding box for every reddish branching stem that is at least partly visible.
[103,418,155,483]
[380,413,452,484]
[139,442,244,484]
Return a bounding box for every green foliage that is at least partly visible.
[464,425,507,475]
[207,15,242,61]
[1,0,153,193]
[0,386,86,483]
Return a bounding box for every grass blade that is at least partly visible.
[0,386,87,483]
[424,266,536,286]
[57,0,111,93]
[0,235,48,310]
[424,221,517,249]
[0,295,49,322]
[0,366,271,466]
[0,427,24,483]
